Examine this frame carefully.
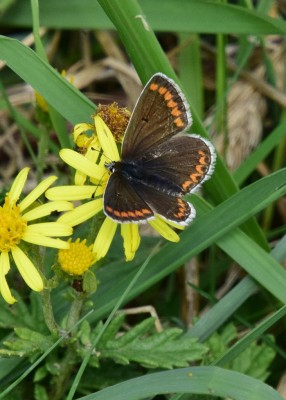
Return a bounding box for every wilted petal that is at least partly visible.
[73,123,94,142]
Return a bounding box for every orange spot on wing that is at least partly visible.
[171,107,182,117]
[195,164,207,174]
[120,211,129,218]
[164,91,172,101]
[199,156,207,165]
[182,180,192,191]
[197,150,209,166]
[190,173,201,183]
[167,99,177,108]
[150,83,159,91]
[174,117,185,127]
[159,86,167,95]
[142,208,152,215]
[174,199,189,219]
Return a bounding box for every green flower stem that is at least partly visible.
[30,245,58,336]
[41,288,58,336]
[66,291,86,332]
[50,347,78,400]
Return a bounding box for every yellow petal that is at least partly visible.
[149,218,180,242]
[22,232,70,249]
[23,201,73,221]
[8,167,30,204]
[19,175,58,212]
[11,246,44,292]
[74,170,87,186]
[121,224,141,261]
[46,185,98,201]
[165,219,186,231]
[93,217,117,260]
[73,123,94,142]
[0,252,16,304]
[58,199,103,226]
[60,149,105,180]
[94,115,120,161]
[74,137,102,185]
[25,222,73,236]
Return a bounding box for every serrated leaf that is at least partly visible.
[231,335,276,381]
[96,313,125,346]
[0,292,47,333]
[205,325,276,381]
[94,316,207,369]
[2,328,54,356]
[78,320,92,346]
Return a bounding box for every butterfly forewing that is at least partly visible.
[139,135,216,195]
[121,73,192,160]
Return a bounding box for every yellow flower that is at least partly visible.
[58,238,96,275]
[46,116,181,262]
[0,168,73,304]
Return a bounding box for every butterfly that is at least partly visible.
[103,73,216,225]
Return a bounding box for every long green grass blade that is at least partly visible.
[76,366,283,400]
[0,36,95,125]
[2,0,286,35]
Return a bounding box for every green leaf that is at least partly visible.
[94,314,207,369]
[34,384,49,400]
[2,0,286,35]
[231,337,275,381]
[205,324,275,381]
[0,36,95,125]
[1,328,54,357]
[76,366,284,400]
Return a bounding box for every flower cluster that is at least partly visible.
[1,106,184,304]
[0,168,72,303]
[46,114,183,263]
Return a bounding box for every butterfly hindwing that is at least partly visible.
[127,180,195,225]
[103,171,154,223]
[121,73,192,160]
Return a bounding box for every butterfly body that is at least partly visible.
[106,157,184,197]
[103,73,216,225]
